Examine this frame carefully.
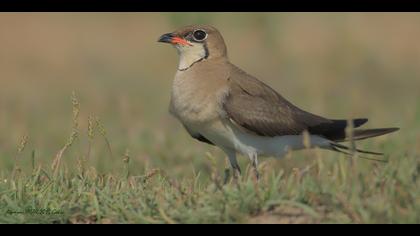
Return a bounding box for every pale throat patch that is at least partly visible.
[175,42,207,70]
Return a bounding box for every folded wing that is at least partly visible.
[222,64,368,141]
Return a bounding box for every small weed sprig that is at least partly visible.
[52,91,80,178]
[95,117,114,160]
[11,134,29,179]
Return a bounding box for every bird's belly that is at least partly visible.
[202,124,281,157]
[201,121,330,158]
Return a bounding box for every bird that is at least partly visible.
[157,24,399,179]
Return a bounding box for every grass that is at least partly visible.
[1,124,418,223]
[0,13,419,223]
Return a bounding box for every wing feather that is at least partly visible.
[222,64,366,139]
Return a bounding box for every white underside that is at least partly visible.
[198,121,331,161]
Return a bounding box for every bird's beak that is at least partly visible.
[157,33,192,46]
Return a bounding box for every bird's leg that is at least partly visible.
[223,159,231,185]
[250,153,260,181]
[222,148,241,184]
[232,163,242,181]
[229,156,242,181]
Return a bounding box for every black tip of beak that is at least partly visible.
[157,33,174,43]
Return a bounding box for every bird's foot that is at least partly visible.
[223,167,231,185]
[251,156,260,181]
[253,168,260,181]
[223,165,242,186]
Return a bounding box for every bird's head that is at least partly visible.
[158,25,227,70]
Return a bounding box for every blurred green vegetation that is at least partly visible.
[0,13,419,223]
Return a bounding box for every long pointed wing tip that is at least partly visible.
[389,127,400,132]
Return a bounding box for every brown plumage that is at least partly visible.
[158,25,399,178]
[224,65,398,141]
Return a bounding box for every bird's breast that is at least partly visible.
[169,73,222,128]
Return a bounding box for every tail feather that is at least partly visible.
[331,143,383,155]
[314,119,399,162]
[335,127,400,142]
[329,145,388,163]
[309,117,399,142]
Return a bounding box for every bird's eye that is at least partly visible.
[193,29,207,41]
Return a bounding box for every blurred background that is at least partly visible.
[0,13,419,177]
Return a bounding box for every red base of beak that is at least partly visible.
[171,37,192,46]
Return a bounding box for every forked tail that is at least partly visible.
[327,127,399,162]
[311,118,400,161]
